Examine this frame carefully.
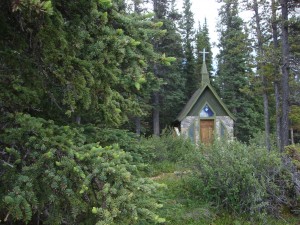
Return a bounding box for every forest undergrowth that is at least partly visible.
[1,115,300,224]
[143,132,300,224]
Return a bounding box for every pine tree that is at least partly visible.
[270,0,282,149]
[241,0,272,150]
[280,0,291,150]
[159,1,186,130]
[216,0,263,142]
[0,0,164,128]
[150,0,186,135]
[0,114,165,224]
[180,0,196,97]
[195,19,213,87]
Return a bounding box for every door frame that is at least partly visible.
[199,102,216,144]
[199,119,215,144]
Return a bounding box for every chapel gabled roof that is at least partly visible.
[176,84,236,121]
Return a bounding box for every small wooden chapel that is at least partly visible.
[175,49,235,144]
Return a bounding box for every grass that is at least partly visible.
[154,173,212,224]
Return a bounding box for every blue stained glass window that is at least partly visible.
[200,104,214,117]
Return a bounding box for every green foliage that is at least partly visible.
[216,0,263,142]
[82,126,154,164]
[154,173,216,225]
[0,114,164,224]
[285,145,300,171]
[185,140,290,215]
[12,0,54,15]
[148,0,187,133]
[140,132,195,175]
[146,136,299,224]
[0,0,164,127]
[249,131,278,150]
[142,132,195,163]
[153,172,299,225]
[180,0,196,97]
[290,105,300,130]
[195,20,214,87]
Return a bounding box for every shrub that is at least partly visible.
[283,145,300,213]
[141,131,195,163]
[185,140,286,215]
[82,126,154,174]
[0,114,164,224]
[285,145,300,171]
[140,131,196,175]
[249,131,278,150]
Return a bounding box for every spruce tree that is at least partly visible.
[280,0,291,150]
[180,0,196,97]
[241,0,272,150]
[159,0,186,131]
[216,0,263,142]
[0,0,164,128]
[150,0,186,135]
[0,114,165,224]
[195,19,213,86]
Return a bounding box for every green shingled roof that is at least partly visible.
[176,83,236,121]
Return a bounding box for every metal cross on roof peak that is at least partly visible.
[200,48,209,62]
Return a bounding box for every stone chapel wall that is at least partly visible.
[181,116,234,143]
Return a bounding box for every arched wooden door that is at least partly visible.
[200,119,214,144]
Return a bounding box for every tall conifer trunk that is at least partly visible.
[253,0,271,151]
[153,91,160,136]
[134,0,142,136]
[271,0,282,149]
[280,0,290,151]
[135,117,141,136]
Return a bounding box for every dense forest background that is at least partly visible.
[0,0,299,143]
[0,0,300,224]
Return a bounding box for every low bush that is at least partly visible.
[249,131,278,150]
[184,140,297,215]
[140,131,196,175]
[285,144,300,171]
[0,114,164,224]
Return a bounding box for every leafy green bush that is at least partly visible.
[83,126,154,164]
[185,140,287,215]
[0,114,164,224]
[249,131,278,150]
[285,145,300,171]
[140,132,196,174]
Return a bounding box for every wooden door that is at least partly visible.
[200,120,214,144]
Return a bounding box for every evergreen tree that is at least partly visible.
[0,0,165,128]
[280,0,291,150]
[159,1,186,131]
[216,0,263,142]
[241,0,272,150]
[150,0,185,135]
[195,19,213,86]
[270,0,282,149]
[0,114,164,224]
[180,0,196,97]
[0,1,171,223]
